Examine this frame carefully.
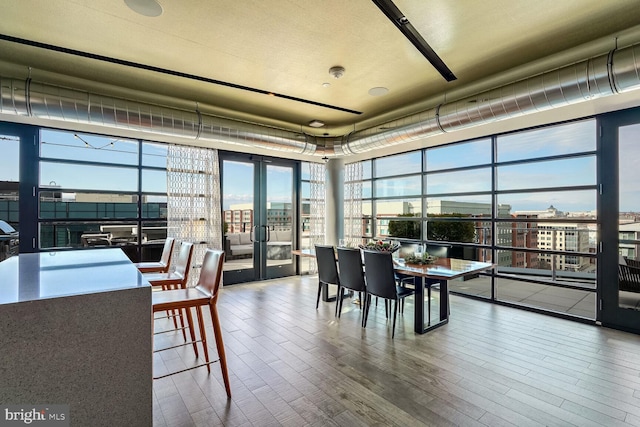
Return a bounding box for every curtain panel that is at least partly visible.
[167,144,222,284]
[344,162,363,245]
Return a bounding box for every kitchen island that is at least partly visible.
[0,248,152,426]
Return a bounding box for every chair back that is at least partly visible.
[315,245,339,285]
[337,247,365,292]
[159,237,176,266]
[174,242,194,284]
[195,249,225,302]
[363,250,398,299]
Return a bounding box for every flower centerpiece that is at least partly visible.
[404,252,438,265]
[358,240,401,253]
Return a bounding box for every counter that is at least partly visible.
[0,248,152,426]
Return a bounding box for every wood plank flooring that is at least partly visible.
[152,275,640,427]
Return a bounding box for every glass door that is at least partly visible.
[599,107,640,333]
[263,163,295,279]
[221,154,296,284]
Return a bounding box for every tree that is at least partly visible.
[426,213,475,243]
[388,213,421,239]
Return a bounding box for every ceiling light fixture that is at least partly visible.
[124,0,163,17]
[308,120,325,128]
[371,0,456,82]
[368,87,389,96]
[329,66,346,79]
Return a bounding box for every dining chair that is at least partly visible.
[143,241,194,342]
[133,237,175,273]
[336,247,367,324]
[362,250,415,338]
[315,244,340,309]
[152,249,232,398]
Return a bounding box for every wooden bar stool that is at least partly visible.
[134,237,175,273]
[143,242,194,343]
[152,249,231,398]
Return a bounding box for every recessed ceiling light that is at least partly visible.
[308,120,325,128]
[124,0,163,17]
[322,82,331,88]
[368,87,389,96]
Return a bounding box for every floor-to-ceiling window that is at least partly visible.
[0,133,20,261]
[38,129,168,261]
[345,118,599,320]
[493,120,597,318]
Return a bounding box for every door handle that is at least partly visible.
[260,225,271,242]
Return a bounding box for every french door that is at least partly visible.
[599,107,640,333]
[220,153,298,284]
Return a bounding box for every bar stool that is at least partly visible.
[143,242,194,343]
[134,237,175,273]
[152,249,232,398]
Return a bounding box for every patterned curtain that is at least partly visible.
[167,144,222,285]
[344,162,363,246]
[308,162,326,272]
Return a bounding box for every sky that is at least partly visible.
[222,161,292,210]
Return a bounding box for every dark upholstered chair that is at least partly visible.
[363,250,414,338]
[315,245,339,309]
[336,247,367,324]
[619,256,640,293]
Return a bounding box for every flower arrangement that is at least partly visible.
[404,252,438,265]
[358,240,401,253]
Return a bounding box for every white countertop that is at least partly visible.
[0,248,150,304]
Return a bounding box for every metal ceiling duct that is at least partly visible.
[1,41,640,156]
[0,77,316,154]
[340,41,640,155]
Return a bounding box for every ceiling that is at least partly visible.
[2,0,640,156]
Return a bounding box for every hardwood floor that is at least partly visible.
[153,275,640,427]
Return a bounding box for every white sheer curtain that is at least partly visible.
[307,162,326,273]
[167,144,222,285]
[344,161,363,246]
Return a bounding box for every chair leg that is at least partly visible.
[209,304,232,398]
[335,286,341,317]
[363,294,371,328]
[316,281,323,309]
[195,306,210,373]
[392,299,399,339]
[160,284,179,331]
[177,308,188,341]
[184,307,198,358]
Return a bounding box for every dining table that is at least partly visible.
[293,248,495,333]
[394,257,494,333]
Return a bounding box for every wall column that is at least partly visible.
[325,158,344,246]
